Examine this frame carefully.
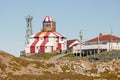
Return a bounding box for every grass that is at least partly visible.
[12,57,30,67]
[1,50,120,79]
[0,61,7,71]
[60,53,81,61]
[31,61,45,68]
[99,72,119,79]
[26,53,58,60]
[4,69,120,80]
[42,71,51,75]
[64,53,75,57]
[78,50,120,62]
[6,73,96,80]
[11,55,55,69]
[9,62,21,71]
[90,69,97,74]
[0,50,13,57]
[24,50,120,61]
[61,65,70,72]
[45,63,55,68]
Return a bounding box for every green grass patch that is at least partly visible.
[81,50,120,62]
[34,62,55,69]
[64,53,75,58]
[26,53,58,60]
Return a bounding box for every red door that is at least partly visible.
[40,46,45,53]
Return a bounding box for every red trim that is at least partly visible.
[56,32,64,37]
[67,39,80,47]
[30,38,39,53]
[40,46,44,53]
[57,43,61,50]
[43,16,52,22]
[34,32,41,38]
[86,34,120,42]
[30,32,41,53]
[52,32,63,50]
[40,32,50,53]
[69,43,79,48]
[52,32,60,37]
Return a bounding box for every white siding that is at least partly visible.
[25,46,30,53]
[45,46,52,53]
[69,41,80,48]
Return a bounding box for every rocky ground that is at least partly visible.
[0,50,120,80]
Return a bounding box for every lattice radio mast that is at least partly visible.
[25,15,33,46]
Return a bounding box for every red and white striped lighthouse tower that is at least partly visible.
[25,16,67,53]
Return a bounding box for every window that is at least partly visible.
[56,37,59,42]
[44,23,51,27]
[37,46,39,49]
[40,37,43,40]
[102,42,107,44]
[61,37,64,41]
[45,37,49,41]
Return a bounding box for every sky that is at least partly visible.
[0,0,120,56]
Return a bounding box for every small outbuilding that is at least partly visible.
[67,39,83,53]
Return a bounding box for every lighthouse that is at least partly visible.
[42,16,56,32]
[25,16,67,53]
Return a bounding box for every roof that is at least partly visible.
[30,31,65,38]
[86,34,120,42]
[69,43,79,48]
[67,39,80,47]
[43,16,53,22]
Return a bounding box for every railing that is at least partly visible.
[82,44,107,50]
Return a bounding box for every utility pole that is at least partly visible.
[111,27,113,51]
[98,33,100,54]
[79,30,83,57]
[25,15,33,46]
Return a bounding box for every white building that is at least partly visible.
[25,16,67,53]
[67,34,120,56]
[67,39,83,53]
[82,34,120,55]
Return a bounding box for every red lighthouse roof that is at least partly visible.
[86,34,120,42]
[43,16,53,22]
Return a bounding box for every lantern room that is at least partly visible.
[42,16,56,32]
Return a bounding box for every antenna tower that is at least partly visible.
[25,15,33,46]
